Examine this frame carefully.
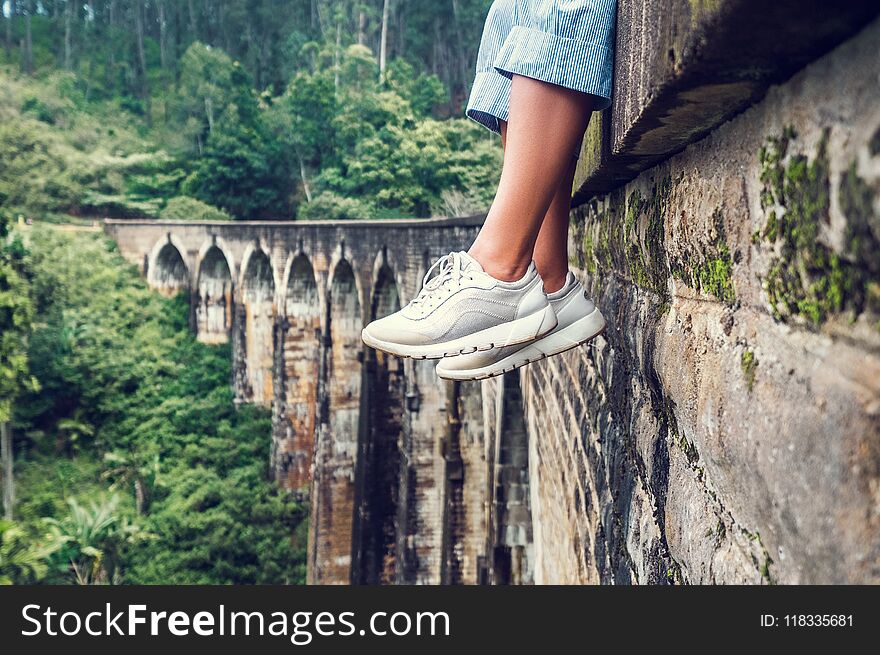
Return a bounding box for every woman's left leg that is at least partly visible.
[498,118,578,294]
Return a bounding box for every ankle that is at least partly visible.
[467,245,531,282]
[541,273,567,294]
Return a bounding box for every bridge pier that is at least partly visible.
[440,379,487,585]
[353,262,404,584]
[308,257,364,584]
[271,253,321,493]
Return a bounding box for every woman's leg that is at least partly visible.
[496,121,578,294]
[468,74,592,287]
[533,157,577,293]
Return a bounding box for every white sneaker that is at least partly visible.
[361,251,557,360]
[435,272,605,380]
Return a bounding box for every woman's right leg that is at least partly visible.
[468,75,591,287]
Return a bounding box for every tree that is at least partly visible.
[182,108,289,219]
[134,0,150,124]
[5,0,16,60]
[268,62,339,204]
[379,0,391,80]
[0,213,37,520]
[23,0,32,74]
[63,0,73,70]
[45,494,149,585]
[173,42,257,154]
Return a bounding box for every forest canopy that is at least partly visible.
[0,0,500,220]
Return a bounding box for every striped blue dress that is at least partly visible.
[467,0,617,135]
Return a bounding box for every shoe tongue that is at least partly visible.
[458,251,484,273]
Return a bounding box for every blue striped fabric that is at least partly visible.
[467,0,617,135]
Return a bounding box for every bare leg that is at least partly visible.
[495,121,578,293]
[469,75,592,284]
[533,157,577,293]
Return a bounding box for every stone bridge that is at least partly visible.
[104,216,531,585]
[105,3,880,585]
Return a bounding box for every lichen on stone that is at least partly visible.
[675,433,700,467]
[840,161,879,278]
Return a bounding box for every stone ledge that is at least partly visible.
[573,0,880,206]
[102,214,487,228]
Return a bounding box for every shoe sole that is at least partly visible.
[435,307,606,381]
[361,304,558,360]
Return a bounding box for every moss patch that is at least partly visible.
[741,348,758,392]
[581,177,737,304]
[755,129,878,326]
[669,207,737,305]
[581,186,660,289]
[674,432,700,468]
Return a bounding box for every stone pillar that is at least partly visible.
[440,380,487,585]
[308,260,363,584]
[486,374,534,585]
[271,255,321,494]
[395,359,447,584]
[352,267,404,584]
[241,251,275,406]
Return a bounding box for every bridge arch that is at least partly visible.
[146,234,190,297]
[195,239,234,344]
[357,250,405,584]
[326,246,366,325]
[238,244,276,406]
[372,245,406,304]
[310,254,364,584]
[273,251,322,493]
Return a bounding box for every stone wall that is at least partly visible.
[525,16,880,584]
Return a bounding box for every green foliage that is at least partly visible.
[80,192,163,218]
[171,43,262,155]
[0,117,83,216]
[11,226,306,584]
[182,109,290,219]
[0,519,61,585]
[384,59,448,117]
[0,71,165,219]
[2,5,502,222]
[45,494,151,585]
[266,40,501,218]
[160,197,232,222]
[297,192,376,220]
[306,90,500,217]
[2,3,501,221]
[0,213,37,423]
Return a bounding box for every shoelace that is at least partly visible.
[410,252,474,308]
